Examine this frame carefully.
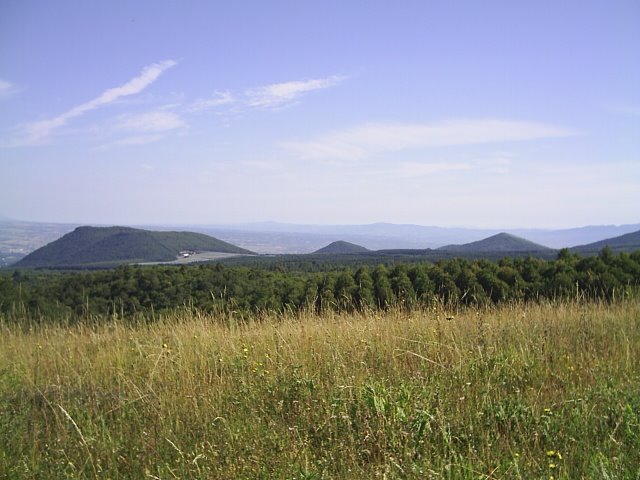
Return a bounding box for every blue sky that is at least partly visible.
[1,0,639,228]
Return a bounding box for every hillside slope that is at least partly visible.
[439,232,553,253]
[314,240,369,254]
[571,229,640,254]
[15,226,253,268]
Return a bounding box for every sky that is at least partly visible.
[1,0,639,228]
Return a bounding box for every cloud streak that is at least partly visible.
[394,161,473,178]
[19,60,177,145]
[93,109,186,150]
[95,134,164,151]
[7,70,347,148]
[245,75,347,109]
[187,75,347,115]
[188,91,234,112]
[0,79,20,98]
[282,119,577,160]
[116,110,186,133]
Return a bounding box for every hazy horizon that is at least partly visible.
[1,1,639,228]
[2,213,639,234]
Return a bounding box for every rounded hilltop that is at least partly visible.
[438,232,553,253]
[14,226,254,268]
[314,240,369,254]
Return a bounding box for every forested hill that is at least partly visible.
[439,233,553,253]
[314,241,369,254]
[14,226,253,268]
[571,230,640,255]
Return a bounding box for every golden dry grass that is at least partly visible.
[1,300,639,478]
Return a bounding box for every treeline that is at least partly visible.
[1,248,639,321]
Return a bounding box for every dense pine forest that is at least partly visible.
[2,247,638,321]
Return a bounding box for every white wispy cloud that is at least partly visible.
[478,156,513,174]
[240,159,289,173]
[394,161,474,178]
[245,75,347,109]
[18,60,177,145]
[116,110,186,133]
[93,109,186,150]
[95,134,164,151]
[282,119,577,160]
[189,91,234,112]
[184,75,347,116]
[0,79,20,98]
[6,71,346,149]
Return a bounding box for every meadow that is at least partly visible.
[1,299,639,479]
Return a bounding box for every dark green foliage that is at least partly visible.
[389,264,415,308]
[334,271,357,311]
[408,264,434,302]
[431,265,460,304]
[372,265,395,309]
[316,273,337,313]
[1,249,639,321]
[354,266,376,310]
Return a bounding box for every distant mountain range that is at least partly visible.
[7,224,640,269]
[14,226,253,268]
[196,221,640,252]
[310,229,640,261]
[2,218,640,265]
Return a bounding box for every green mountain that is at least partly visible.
[439,232,553,253]
[570,229,640,254]
[14,226,253,268]
[314,240,369,254]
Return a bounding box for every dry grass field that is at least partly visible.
[1,299,639,478]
